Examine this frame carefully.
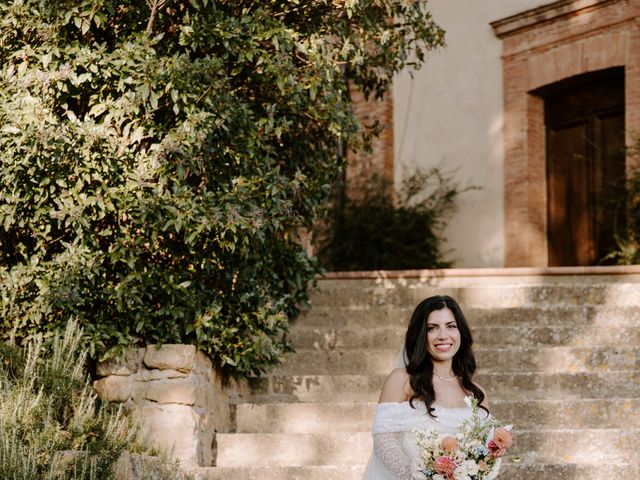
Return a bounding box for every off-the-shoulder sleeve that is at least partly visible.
[372,401,428,434]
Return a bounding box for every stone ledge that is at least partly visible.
[320,265,640,280]
[491,0,617,38]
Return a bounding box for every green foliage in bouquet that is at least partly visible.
[414,397,515,480]
[0,0,444,376]
[317,168,476,271]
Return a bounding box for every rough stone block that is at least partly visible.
[145,378,199,405]
[144,344,197,372]
[138,403,202,466]
[93,375,133,402]
[97,348,146,377]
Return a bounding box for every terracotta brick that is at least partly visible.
[582,31,627,71]
[346,86,394,201]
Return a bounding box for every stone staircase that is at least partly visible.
[195,273,640,479]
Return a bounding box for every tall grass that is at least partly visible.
[0,321,195,480]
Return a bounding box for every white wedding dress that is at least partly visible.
[361,401,474,480]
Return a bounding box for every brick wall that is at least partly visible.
[345,86,394,201]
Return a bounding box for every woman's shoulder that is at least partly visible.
[378,368,412,403]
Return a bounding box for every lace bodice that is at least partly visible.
[372,401,473,436]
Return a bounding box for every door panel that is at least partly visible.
[542,69,625,266]
[547,123,591,266]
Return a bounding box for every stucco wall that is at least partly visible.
[393,0,552,267]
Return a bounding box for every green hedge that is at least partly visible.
[0,0,444,376]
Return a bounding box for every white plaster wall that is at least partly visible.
[394,0,551,267]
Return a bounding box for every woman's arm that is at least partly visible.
[372,368,414,480]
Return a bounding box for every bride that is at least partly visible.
[362,295,490,480]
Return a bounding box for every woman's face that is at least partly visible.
[426,307,461,363]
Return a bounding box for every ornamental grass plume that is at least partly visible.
[0,320,133,479]
[0,320,192,480]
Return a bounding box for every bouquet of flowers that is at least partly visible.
[412,397,514,480]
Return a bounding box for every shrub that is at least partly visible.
[603,168,640,265]
[316,168,475,271]
[0,0,444,376]
[0,320,132,479]
[0,320,195,479]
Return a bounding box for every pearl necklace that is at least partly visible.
[433,372,458,382]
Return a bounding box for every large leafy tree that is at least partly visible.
[0,0,444,376]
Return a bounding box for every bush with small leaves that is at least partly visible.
[317,169,476,271]
[0,0,444,376]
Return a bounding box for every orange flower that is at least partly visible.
[440,436,460,453]
[493,427,514,449]
[478,460,488,471]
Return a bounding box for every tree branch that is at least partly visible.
[146,0,166,35]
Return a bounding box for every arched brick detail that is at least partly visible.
[492,0,640,266]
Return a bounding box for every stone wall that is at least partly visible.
[93,344,249,467]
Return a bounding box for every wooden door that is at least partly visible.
[543,69,625,266]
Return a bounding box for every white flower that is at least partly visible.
[433,475,446,480]
[486,458,502,480]
[460,460,479,476]
[463,396,473,407]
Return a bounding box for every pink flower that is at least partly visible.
[487,439,507,458]
[433,455,457,478]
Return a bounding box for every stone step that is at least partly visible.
[276,346,640,375]
[215,429,640,467]
[295,304,640,329]
[190,464,640,480]
[235,398,640,433]
[308,282,640,308]
[188,466,365,480]
[290,324,640,349]
[216,432,370,467]
[190,463,640,480]
[499,464,640,480]
[248,371,640,403]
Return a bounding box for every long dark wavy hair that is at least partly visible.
[405,295,487,417]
